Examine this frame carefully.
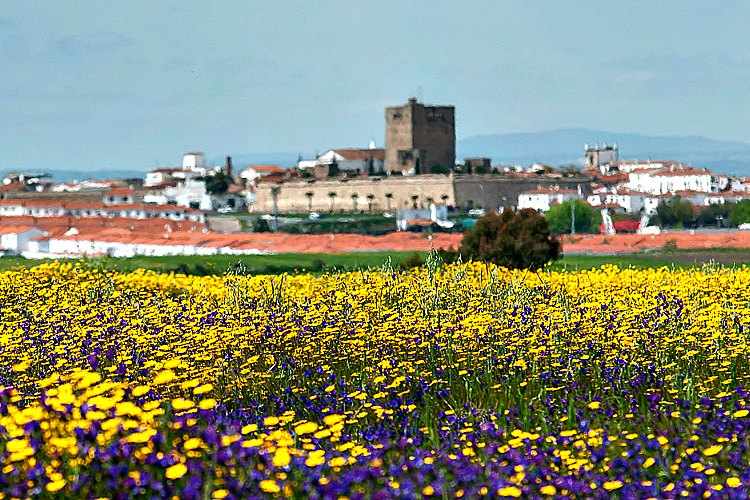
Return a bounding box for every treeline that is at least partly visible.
[544,198,750,234]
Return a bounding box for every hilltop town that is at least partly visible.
[2,97,750,258]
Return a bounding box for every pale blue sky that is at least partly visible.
[2,1,748,171]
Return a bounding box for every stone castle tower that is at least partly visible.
[385,98,455,175]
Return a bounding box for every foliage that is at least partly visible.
[654,196,694,228]
[459,209,561,270]
[545,199,601,234]
[398,252,424,270]
[253,218,271,233]
[204,172,231,195]
[698,203,733,227]
[730,200,750,227]
[428,164,452,175]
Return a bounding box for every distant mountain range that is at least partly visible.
[458,128,750,176]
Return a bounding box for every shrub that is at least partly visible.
[546,200,601,234]
[253,218,271,233]
[730,200,750,227]
[458,209,561,270]
[654,197,694,228]
[399,253,425,270]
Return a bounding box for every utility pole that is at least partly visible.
[570,200,576,235]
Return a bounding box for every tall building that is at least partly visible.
[385,98,455,175]
[584,144,619,173]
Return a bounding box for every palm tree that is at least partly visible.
[385,193,393,211]
[305,191,314,212]
[351,193,359,212]
[328,192,337,213]
[366,193,375,212]
[270,185,281,232]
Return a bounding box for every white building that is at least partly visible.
[587,186,656,214]
[0,226,44,254]
[299,148,386,175]
[240,165,286,185]
[145,168,183,187]
[517,186,581,212]
[627,165,717,195]
[182,152,206,170]
[103,188,136,205]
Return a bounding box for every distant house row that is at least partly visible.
[0,197,205,222]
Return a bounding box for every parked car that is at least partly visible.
[468,208,486,217]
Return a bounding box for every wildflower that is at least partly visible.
[260,480,281,493]
[603,480,623,491]
[165,463,187,480]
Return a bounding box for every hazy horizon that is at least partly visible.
[2,1,749,171]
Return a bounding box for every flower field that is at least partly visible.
[2,261,750,498]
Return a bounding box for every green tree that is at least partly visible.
[655,197,694,228]
[545,200,600,234]
[730,200,750,226]
[458,209,561,270]
[698,203,732,227]
[205,172,230,195]
[429,164,452,175]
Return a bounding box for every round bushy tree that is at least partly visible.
[655,197,694,228]
[459,209,561,270]
[546,199,601,234]
[730,200,750,227]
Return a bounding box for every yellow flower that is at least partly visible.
[587,401,601,410]
[323,414,344,426]
[497,486,522,497]
[732,409,749,418]
[263,416,280,426]
[46,479,66,492]
[132,385,151,397]
[259,480,281,493]
[642,457,655,469]
[193,383,213,395]
[153,369,176,385]
[273,447,291,467]
[702,445,723,457]
[540,485,557,495]
[603,480,623,491]
[422,485,435,496]
[165,463,187,480]
[294,422,319,435]
[171,398,195,411]
[6,439,28,453]
[212,489,229,499]
[727,477,742,488]
[305,451,326,467]
[198,398,217,410]
[183,437,202,450]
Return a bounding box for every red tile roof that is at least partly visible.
[333,149,386,161]
[246,165,286,174]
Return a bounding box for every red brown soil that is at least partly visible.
[561,231,750,254]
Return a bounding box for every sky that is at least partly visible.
[1,0,749,171]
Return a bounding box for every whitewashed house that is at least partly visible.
[517,186,581,212]
[103,188,136,205]
[240,165,286,185]
[300,148,386,175]
[0,226,44,254]
[628,166,716,195]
